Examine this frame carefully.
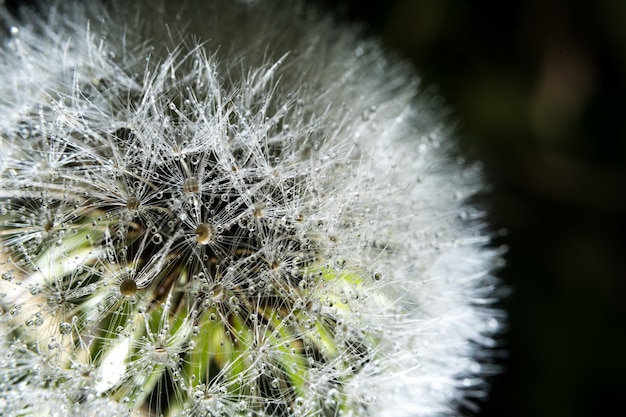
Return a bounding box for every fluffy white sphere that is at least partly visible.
[0,1,502,416]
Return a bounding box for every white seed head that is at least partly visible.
[0,1,503,416]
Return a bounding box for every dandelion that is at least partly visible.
[0,1,503,416]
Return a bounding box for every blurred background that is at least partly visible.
[323,0,626,416]
[5,0,626,416]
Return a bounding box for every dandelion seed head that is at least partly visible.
[0,0,503,416]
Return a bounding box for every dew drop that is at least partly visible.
[151,233,163,244]
[43,219,54,232]
[195,223,215,245]
[211,285,225,301]
[59,322,72,335]
[487,318,500,332]
[119,279,137,297]
[236,400,246,412]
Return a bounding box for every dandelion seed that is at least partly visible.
[126,196,141,212]
[0,1,503,416]
[183,177,200,194]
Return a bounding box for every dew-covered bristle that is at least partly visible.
[0,1,502,417]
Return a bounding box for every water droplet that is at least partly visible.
[195,223,215,245]
[151,233,163,244]
[373,272,382,281]
[43,219,53,232]
[487,318,500,332]
[211,285,225,301]
[119,279,137,297]
[10,26,19,36]
[59,322,72,335]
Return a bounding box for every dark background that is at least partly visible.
[5,0,626,416]
[323,0,626,416]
